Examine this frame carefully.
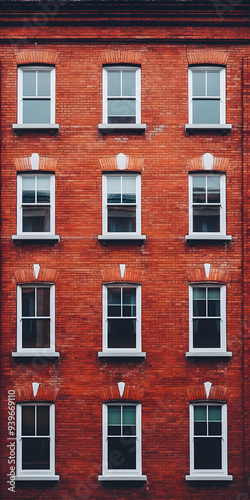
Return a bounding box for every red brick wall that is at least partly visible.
[0,3,249,499]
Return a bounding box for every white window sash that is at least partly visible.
[102,66,141,125]
[102,174,141,236]
[189,403,228,476]
[16,403,55,477]
[17,174,55,236]
[102,403,142,477]
[17,66,55,125]
[188,174,226,236]
[188,67,226,125]
[189,284,227,353]
[16,284,55,354]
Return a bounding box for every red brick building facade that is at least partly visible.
[0,1,249,498]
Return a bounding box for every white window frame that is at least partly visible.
[188,173,226,237]
[16,284,55,356]
[17,174,55,236]
[102,66,141,125]
[102,284,141,356]
[17,66,55,125]
[102,174,141,237]
[101,403,143,479]
[188,403,229,480]
[189,284,227,355]
[188,66,226,125]
[16,403,58,480]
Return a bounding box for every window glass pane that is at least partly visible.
[193,288,206,317]
[108,99,136,123]
[208,288,220,317]
[194,406,206,422]
[22,288,35,317]
[37,288,50,317]
[37,177,50,203]
[23,71,36,97]
[108,288,121,317]
[207,71,220,97]
[22,319,50,348]
[192,71,206,96]
[107,177,121,204]
[122,177,136,204]
[193,99,220,124]
[108,437,136,470]
[23,99,50,124]
[37,406,50,436]
[108,206,136,232]
[193,177,206,204]
[123,288,136,317]
[193,318,220,348]
[194,437,222,469]
[123,406,136,425]
[193,206,220,232]
[23,206,50,233]
[22,406,35,436]
[207,176,220,203]
[108,406,121,436]
[37,71,50,97]
[208,406,222,435]
[22,177,35,203]
[108,318,136,348]
[22,437,50,470]
[122,71,136,97]
[107,71,121,97]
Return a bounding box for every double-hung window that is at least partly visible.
[100,284,142,356]
[186,403,232,481]
[18,66,55,125]
[16,403,58,480]
[102,66,141,125]
[188,285,227,355]
[101,174,142,238]
[16,285,55,356]
[188,66,226,125]
[188,174,226,237]
[17,174,55,236]
[99,403,146,481]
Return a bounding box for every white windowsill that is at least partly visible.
[98,235,146,242]
[12,351,60,358]
[98,351,146,358]
[185,124,232,133]
[185,474,233,482]
[13,124,60,132]
[98,474,147,482]
[186,351,232,358]
[185,235,232,243]
[98,124,146,133]
[15,474,60,481]
[12,235,60,242]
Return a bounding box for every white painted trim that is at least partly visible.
[16,403,57,477]
[17,174,56,237]
[102,66,141,125]
[189,284,227,354]
[16,284,56,355]
[186,351,232,358]
[98,351,146,358]
[12,235,60,242]
[102,403,143,478]
[188,66,226,126]
[185,475,233,481]
[17,66,56,125]
[102,284,142,354]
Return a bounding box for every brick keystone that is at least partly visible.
[14,268,59,284]
[187,50,229,66]
[15,385,59,403]
[15,50,59,66]
[102,384,144,402]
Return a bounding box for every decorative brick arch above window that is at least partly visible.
[102,384,144,402]
[14,155,58,172]
[187,385,231,403]
[187,154,229,172]
[15,385,58,403]
[101,266,144,284]
[99,154,144,172]
[101,50,144,66]
[187,50,229,66]
[187,265,229,284]
[15,50,59,66]
[14,267,59,284]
